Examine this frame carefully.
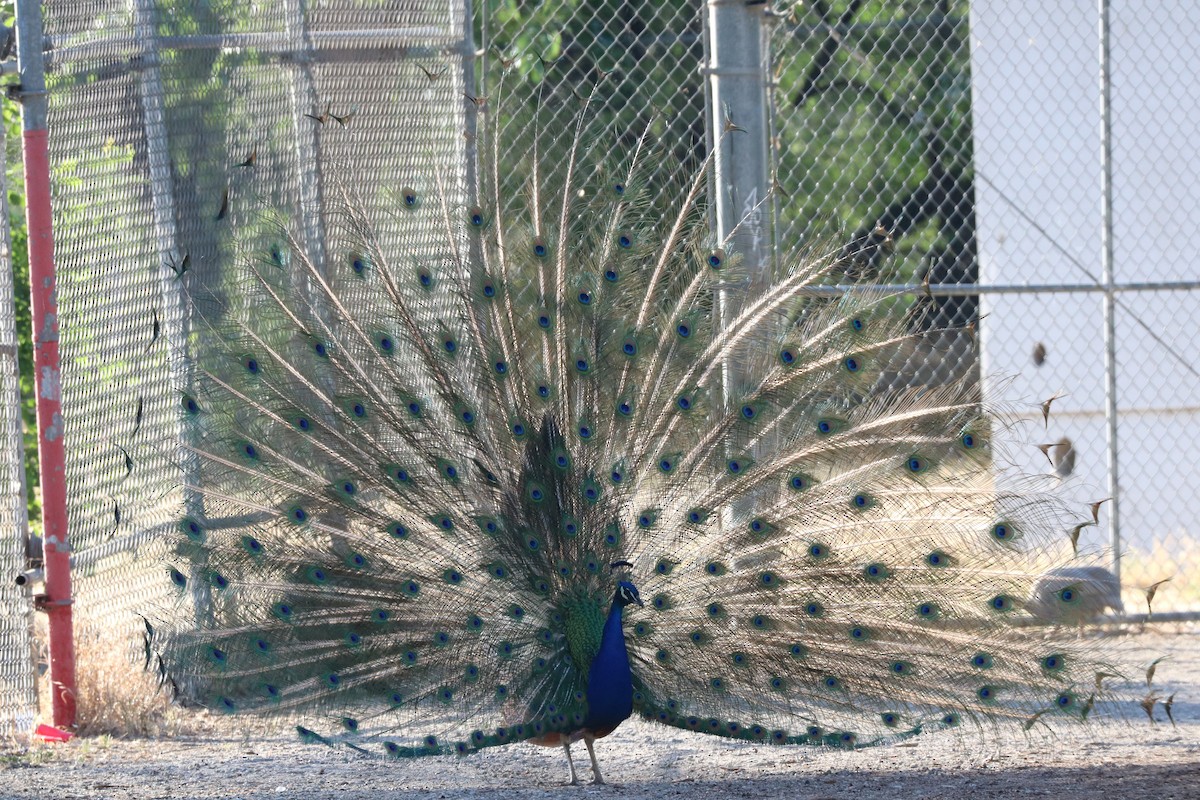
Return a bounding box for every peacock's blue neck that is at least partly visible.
[582,598,633,732]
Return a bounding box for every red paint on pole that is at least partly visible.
[23,127,76,728]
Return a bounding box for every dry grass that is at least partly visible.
[49,620,194,739]
[1121,533,1200,613]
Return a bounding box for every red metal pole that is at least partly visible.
[16,0,76,728]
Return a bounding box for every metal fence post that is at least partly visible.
[15,0,76,728]
[1097,0,1122,589]
[706,0,771,280]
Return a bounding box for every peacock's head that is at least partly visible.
[615,581,644,608]
[608,560,643,608]
[610,561,643,607]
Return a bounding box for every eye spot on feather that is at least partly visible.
[864,562,890,581]
[989,594,1015,612]
[1042,654,1065,672]
[916,602,939,620]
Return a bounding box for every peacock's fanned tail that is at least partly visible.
[149,82,1119,758]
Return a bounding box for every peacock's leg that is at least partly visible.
[583,735,604,785]
[562,741,580,786]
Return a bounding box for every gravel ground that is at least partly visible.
[0,626,1196,800]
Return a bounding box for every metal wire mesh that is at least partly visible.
[477,0,706,213]
[16,0,1199,734]
[769,2,1199,613]
[0,110,36,734]
[969,1,1200,614]
[41,0,472,651]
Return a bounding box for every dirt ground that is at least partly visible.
[0,626,1196,800]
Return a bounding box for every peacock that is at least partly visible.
[145,75,1126,785]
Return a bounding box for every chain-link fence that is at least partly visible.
[769,1,1198,615]
[0,106,36,733]
[968,2,1199,614]
[38,0,473,698]
[4,0,1197,733]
